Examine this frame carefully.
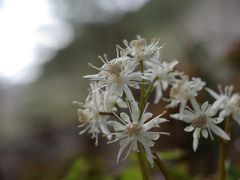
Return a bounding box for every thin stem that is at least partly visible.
[219,116,232,180]
[153,152,172,180]
[139,59,145,117]
[98,111,115,116]
[144,77,158,104]
[137,143,150,180]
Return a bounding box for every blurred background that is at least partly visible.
[0,0,240,179]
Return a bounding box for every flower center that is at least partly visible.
[130,39,146,57]
[192,115,207,128]
[170,82,190,100]
[126,123,142,136]
[78,109,91,123]
[107,61,122,76]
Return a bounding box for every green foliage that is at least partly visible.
[120,166,142,180]
[158,149,185,161]
[63,158,89,180]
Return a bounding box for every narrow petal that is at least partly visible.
[193,128,201,152]
[184,125,194,132]
[201,129,208,139]
[190,97,201,112]
[209,123,230,141]
[170,113,194,123]
[120,112,131,124]
[201,101,209,112]
[117,138,132,163]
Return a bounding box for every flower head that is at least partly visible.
[168,75,206,116]
[145,60,181,103]
[206,85,240,125]
[108,103,169,165]
[118,35,162,63]
[84,54,143,110]
[73,82,116,145]
[171,97,230,151]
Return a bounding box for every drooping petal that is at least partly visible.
[201,129,208,139]
[209,123,230,141]
[117,138,132,163]
[193,128,201,152]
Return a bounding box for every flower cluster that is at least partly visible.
[74,36,238,165]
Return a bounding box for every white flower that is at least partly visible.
[145,60,181,103]
[73,82,113,145]
[168,75,205,116]
[117,35,162,63]
[84,55,143,110]
[206,85,240,125]
[108,103,169,165]
[171,97,230,151]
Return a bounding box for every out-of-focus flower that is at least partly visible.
[168,75,205,117]
[206,85,240,125]
[171,97,230,151]
[108,102,169,165]
[145,60,181,103]
[73,82,114,145]
[117,35,162,63]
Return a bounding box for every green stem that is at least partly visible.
[153,152,172,180]
[139,59,145,117]
[219,116,232,180]
[99,111,114,116]
[136,59,150,180]
[137,144,150,180]
[144,77,158,104]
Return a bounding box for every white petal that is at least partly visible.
[205,87,220,99]
[143,132,160,140]
[138,137,154,165]
[154,82,162,104]
[100,124,111,140]
[143,117,168,131]
[170,113,194,123]
[190,97,201,112]
[201,129,208,139]
[120,112,131,124]
[219,110,231,119]
[142,112,153,123]
[209,123,230,141]
[117,138,132,163]
[108,121,125,131]
[233,112,240,125]
[184,125,194,132]
[201,101,209,112]
[193,128,201,152]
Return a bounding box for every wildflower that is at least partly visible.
[73,82,114,145]
[84,55,144,110]
[171,97,230,151]
[145,60,181,103]
[206,85,240,125]
[108,102,169,165]
[168,75,205,117]
[118,35,162,63]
